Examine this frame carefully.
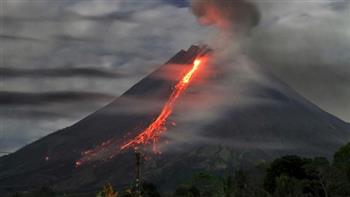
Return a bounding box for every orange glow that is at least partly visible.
[121,58,203,151]
[183,59,201,84]
[75,57,206,167]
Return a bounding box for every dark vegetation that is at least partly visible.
[9,142,350,197]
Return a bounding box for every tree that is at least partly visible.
[263,155,309,194]
[232,169,250,197]
[223,175,234,197]
[173,186,200,197]
[329,142,350,196]
[142,182,161,197]
[12,193,21,197]
[333,142,350,181]
[303,157,331,197]
[173,172,224,197]
[30,186,56,197]
[273,175,305,197]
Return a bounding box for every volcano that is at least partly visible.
[0,45,349,193]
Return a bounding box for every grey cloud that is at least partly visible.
[242,0,350,121]
[1,77,137,96]
[0,34,42,42]
[52,34,99,43]
[0,95,114,153]
[1,0,211,152]
[1,67,125,78]
[0,117,75,153]
[3,0,348,155]
[0,91,115,105]
[0,108,66,120]
[189,0,350,121]
[329,0,349,11]
[2,1,209,71]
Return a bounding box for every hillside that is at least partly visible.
[0,45,349,193]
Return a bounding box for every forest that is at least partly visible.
[10,142,350,197]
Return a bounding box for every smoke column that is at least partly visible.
[191,0,260,35]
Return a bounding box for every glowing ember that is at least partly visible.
[75,161,82,167]
[120,59,203,151]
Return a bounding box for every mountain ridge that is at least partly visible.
[0,45,349,193]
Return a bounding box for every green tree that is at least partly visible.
[232,169,249,197]
[333,142,350,181]
[223,175,234,197]
[12,192,21,197]
[30,186,55,197]
[142,182,161,197]
[173,186,200,197]
[328,142,350,196]
[303,157,331,197]
[263,155,309,194]
[273,175,305,197]
[174,172,224,197]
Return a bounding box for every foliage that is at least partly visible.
[224,169,269,197]
[329,142,350,196]
[273,175,305,197]
[97,183,118,197]
[174,170,269,197]
[174,172,224,197]
[333,142,350,166]
[142,182,161,197]
[12,193,21,197]
[263,155,310,194]
[223,174,234,197]
[226,169,250,197]
[26,186,56,197]
[173,186,200,197]
[260,143,350,197]
[11,142,350,197]
[263,156,339,197]
[333,142,350,181]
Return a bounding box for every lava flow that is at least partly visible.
[75,57,205,167]
[121,59,203,151]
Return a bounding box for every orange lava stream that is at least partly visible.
[120,59,202,151]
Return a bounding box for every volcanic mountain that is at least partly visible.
[0,45,349,193]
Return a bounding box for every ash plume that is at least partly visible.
[190,0,350,122]
[190,0,260,35]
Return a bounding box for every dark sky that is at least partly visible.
[1,0,349,153]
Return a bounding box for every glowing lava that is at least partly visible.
[75,58,205,167]
[120,59,202,151]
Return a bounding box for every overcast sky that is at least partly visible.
[1,0,349,153]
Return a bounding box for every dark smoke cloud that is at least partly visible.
[191,0,260,34]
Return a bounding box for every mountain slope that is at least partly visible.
[0,45,349,192]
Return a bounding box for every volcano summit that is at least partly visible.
[0,45,349,193]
